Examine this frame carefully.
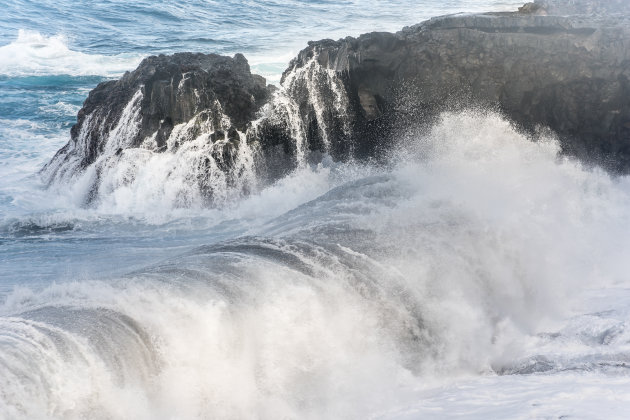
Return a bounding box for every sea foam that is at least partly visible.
[0,30,142,77]
[2,111,630,419]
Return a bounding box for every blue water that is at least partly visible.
[4,1,630,418]
[0,0,523,292]
[2,0,521,56]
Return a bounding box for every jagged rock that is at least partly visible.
[286,5,630,170]
[42,0,630,208]
[42,53,272,204]
[44,52,270,167]
[518,3,545,15]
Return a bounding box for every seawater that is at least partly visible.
[0,0,524,293]
[2,1,630,419]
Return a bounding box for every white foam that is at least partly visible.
[0,118,69,218]
[3,110,630,418]
[0,30,142,77]
[248,50,297,85]
[38,101,82,117]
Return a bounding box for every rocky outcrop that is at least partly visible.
[42,53,271,204]
[286,3,630,170]
[43,0,630,207]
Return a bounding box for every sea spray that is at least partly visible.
[2,111,630,418]
[0,30,142,77]
[41,51,356,210]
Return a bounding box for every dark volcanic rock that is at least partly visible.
[285,6,630,170]
[43,53,271,190]
[42,0,630,208]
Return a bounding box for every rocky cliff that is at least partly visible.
[286,3,630,170]
[43,0,630,206]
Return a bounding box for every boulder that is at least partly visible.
[42,0,630,207]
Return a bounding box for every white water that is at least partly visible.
[282,55,351,152]
[0,30,142,77]
[2,111,630,418]
[42,52,356,211]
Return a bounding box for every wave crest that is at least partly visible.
[0,30,142,77]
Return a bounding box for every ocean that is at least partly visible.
[2,0,630,418]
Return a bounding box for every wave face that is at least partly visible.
[2,1,629,418]
[2,111,630,418]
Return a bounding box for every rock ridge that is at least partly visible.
[287,5,630,170]
[43,0,630,207]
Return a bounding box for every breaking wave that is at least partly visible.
[0,30,142,77]
[2,111,630,418]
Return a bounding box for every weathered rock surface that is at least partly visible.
[286,2,630,170]
[534,0,630,16]
[43,0,630,207]
[42,53,271,201]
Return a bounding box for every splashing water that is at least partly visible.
[1,0,628,418]
[2,111,630,419]
[0,30,143,77]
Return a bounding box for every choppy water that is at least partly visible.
[2,1,630,419]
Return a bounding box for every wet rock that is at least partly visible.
[43,53,271,185]
[518,3,545,15]
[287,2,630,170]
[42,0,630,208]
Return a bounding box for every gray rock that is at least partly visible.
[286,3,630,170]
[42,0,630,207]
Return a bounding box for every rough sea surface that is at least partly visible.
[2,1,630,419]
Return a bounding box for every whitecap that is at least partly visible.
[38,101,81,117]
[0,30,142,77]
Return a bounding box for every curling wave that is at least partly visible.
[2,111,630,418]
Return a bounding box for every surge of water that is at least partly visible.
[42,52,355,210]
[0,30,142,77]
[281,55,351,152]
[2,111,629,419]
